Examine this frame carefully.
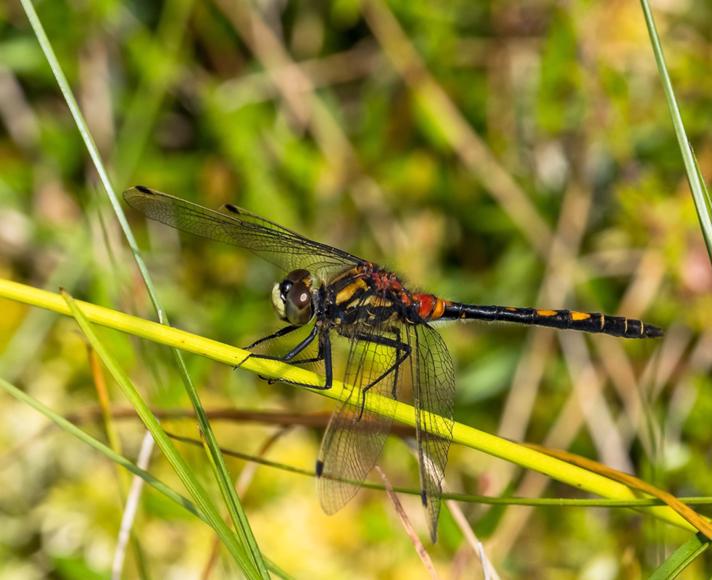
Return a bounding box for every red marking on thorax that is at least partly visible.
[369,269,414,305]
[371,270,402,291]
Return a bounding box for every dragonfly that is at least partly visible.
[124,185,663,541]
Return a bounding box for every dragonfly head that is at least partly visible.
[272,269,314,325]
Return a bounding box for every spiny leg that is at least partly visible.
[247,325,334,390]
[348,329,411,421]
[287,330,334,390]
[248,323,319,362]
[242,324,302,350]
[235,324,305,371]
[285,329,328,366]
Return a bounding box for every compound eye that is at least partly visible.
[285,281,313,325]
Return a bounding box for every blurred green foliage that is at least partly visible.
[1,0,711,578]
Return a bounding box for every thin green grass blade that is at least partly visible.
[170,348,270,574]
[167,431,712,508]
[0,376,202,519]
[17,0,163,314]
[691,149,712,258]
[640,0,712,261]
[649,533,711,580]
[18,1,267,574]
[60,290,264,578]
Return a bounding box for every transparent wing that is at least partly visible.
[316,315,404,514]
[410,323,455,542]
[124,186,365,280]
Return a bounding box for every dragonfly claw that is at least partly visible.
[233,352,253,370]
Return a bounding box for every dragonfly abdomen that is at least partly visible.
[441,303,663,339]
[412,293,448,321]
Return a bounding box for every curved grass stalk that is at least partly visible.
[0,277,704,536]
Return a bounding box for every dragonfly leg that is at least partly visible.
[243,324,318,381]
[247,326,335,390]
[283,330,334,390]
[349,330,411,421]
[242,324,302,350]
[235,324,305,371]
[247,323,318,363]
[286,329,327,365]
[390,327,404,400]
[283,331,336,391]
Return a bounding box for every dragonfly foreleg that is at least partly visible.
[246,325,335,390]
[249,323,319,361]
[242,324,302,350]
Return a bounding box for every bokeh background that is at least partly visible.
[1,0,712,578]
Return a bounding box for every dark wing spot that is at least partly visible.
[135,185,153,194]
[315,459,324,477]
[223,203,240,215]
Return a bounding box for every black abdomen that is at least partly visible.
[442,304,663,339]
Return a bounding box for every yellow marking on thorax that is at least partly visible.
[571,311,591,321]
[536,309,557,317]
[335,278,368,305]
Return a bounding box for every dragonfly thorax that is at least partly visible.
[272,268,315,325]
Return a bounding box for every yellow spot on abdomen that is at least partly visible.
[431,299,446,320]
[536,309,557,317]
[571,311,591,321]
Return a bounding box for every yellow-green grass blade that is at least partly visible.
[0,277,703,536]
[0,376,203,519]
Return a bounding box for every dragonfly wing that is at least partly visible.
[316,322,401,514]
[410,323,455,542]
[124,186,365,280]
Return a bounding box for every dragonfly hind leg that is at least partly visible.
[350,329,411,421]
[281,331,334,391]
